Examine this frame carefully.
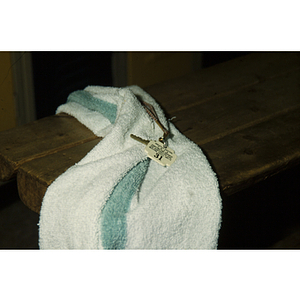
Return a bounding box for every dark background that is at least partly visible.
[31,52,251,119]
[31,52,113,119]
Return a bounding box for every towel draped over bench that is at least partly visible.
[38,85,222,249]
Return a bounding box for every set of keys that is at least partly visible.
[130,134,177,167]
[131,100,177,167]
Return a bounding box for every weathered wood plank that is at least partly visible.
[203,106,300,195]
[0,113,98,181]
[169,68,300,145]
[145,52,300,115]
[17,138,101,213]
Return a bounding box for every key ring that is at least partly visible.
[159,136,168,148]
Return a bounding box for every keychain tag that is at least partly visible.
[145,140,177,167]
[131,101,177,167]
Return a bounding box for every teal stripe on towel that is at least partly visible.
[100,159,150,250]
[67,90,117,124]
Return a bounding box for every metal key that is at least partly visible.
[130,134,177,167]
[130,134,150,145]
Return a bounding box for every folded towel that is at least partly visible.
[38,85,222,249]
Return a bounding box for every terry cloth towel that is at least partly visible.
[38,85,222,249]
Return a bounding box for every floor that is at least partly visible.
[218,165,300,249]
[0,165,299,250]
[0,180,39,249]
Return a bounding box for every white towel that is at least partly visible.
[38,85,222,249]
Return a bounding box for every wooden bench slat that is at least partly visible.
[203,106,300,195]
[145,52,300,115]
[169,68,300,146]
[0,113,98,181]
[17,138,101,213]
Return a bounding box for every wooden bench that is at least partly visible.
[1,52,300,214]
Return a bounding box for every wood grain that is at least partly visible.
[203,106,300,195]
[145,52,300,115]
[169,69,300,145]
[17,139,101,213]
[0,113,98,181]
